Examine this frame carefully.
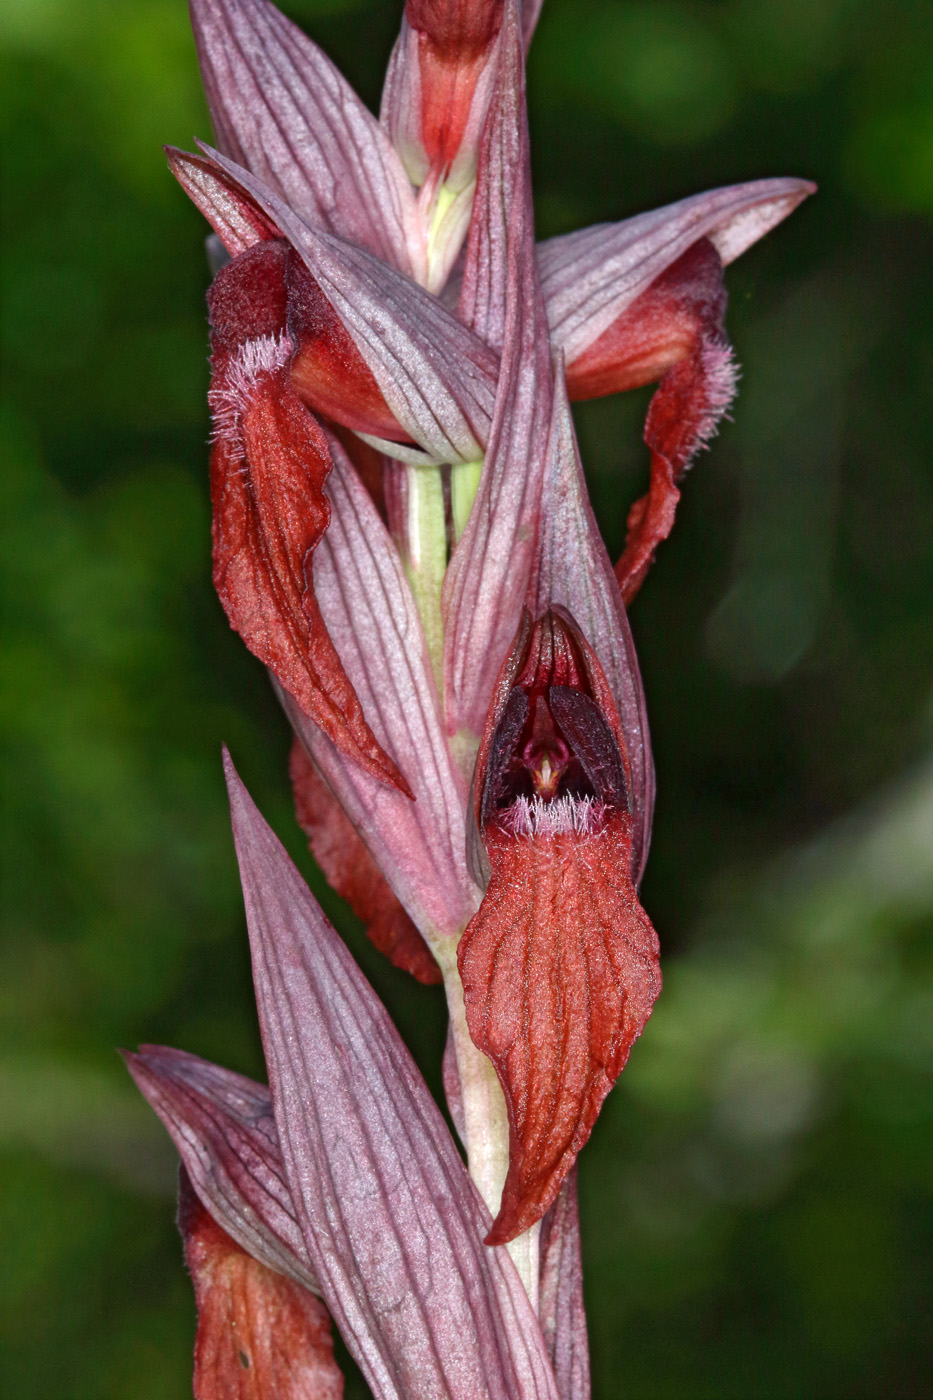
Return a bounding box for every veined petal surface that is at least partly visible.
[540,178,815,367]
[289,738,442,984]
[226,756,560,1400]
[203,145,498,465]
[459,810,660,1242]
[190,0,416,274]
[444,0,553,743]
[282,436,479,943]
[531,370,654,883]
[539,1173,590,1400]
[125,1045,318,1295]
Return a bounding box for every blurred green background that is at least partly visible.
[2,0,931,1395]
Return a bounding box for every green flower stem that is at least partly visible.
[437,942,541,1310]
[403,463,447,691]
[450,458,484,543]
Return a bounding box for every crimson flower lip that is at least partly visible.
[459,608,661,1244]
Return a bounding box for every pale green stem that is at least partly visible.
[436,943,541,1310]
[403,463,447,691]
[428,182,458,246]
[450,458,484,543]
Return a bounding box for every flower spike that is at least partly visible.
[459,609,661,1243]
[135,1,818,1388]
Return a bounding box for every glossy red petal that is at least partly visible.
[179,1168,343,1400]
[289,739,441,985]
[606,241,738,604]
[458,811,660,1244]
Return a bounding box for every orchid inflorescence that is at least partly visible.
[125,1,813,1394]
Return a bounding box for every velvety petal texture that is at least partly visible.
[609,240,737,604]
[178,1168,343,1400]
[226,753,560,1400]
[460,609,661,1241]
[206,239,409,793]
[460,810,660,1242]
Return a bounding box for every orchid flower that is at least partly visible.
[127,0,813,1392]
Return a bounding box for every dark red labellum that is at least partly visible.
[459,608,660,1244]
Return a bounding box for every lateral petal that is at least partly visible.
[124,1045,318,1295]
[189,0,416,274]
[444,0,554,744]
[177,1168,343,1400]
[540,178,815,368]
[458,812,661,1244]
[289,738,442,985]
[281,435,479,944]
[608,240,738,604]
[226,755,561,1400]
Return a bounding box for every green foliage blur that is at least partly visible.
[2,0,931,1395]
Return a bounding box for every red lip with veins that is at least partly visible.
[459,608,661,1244]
